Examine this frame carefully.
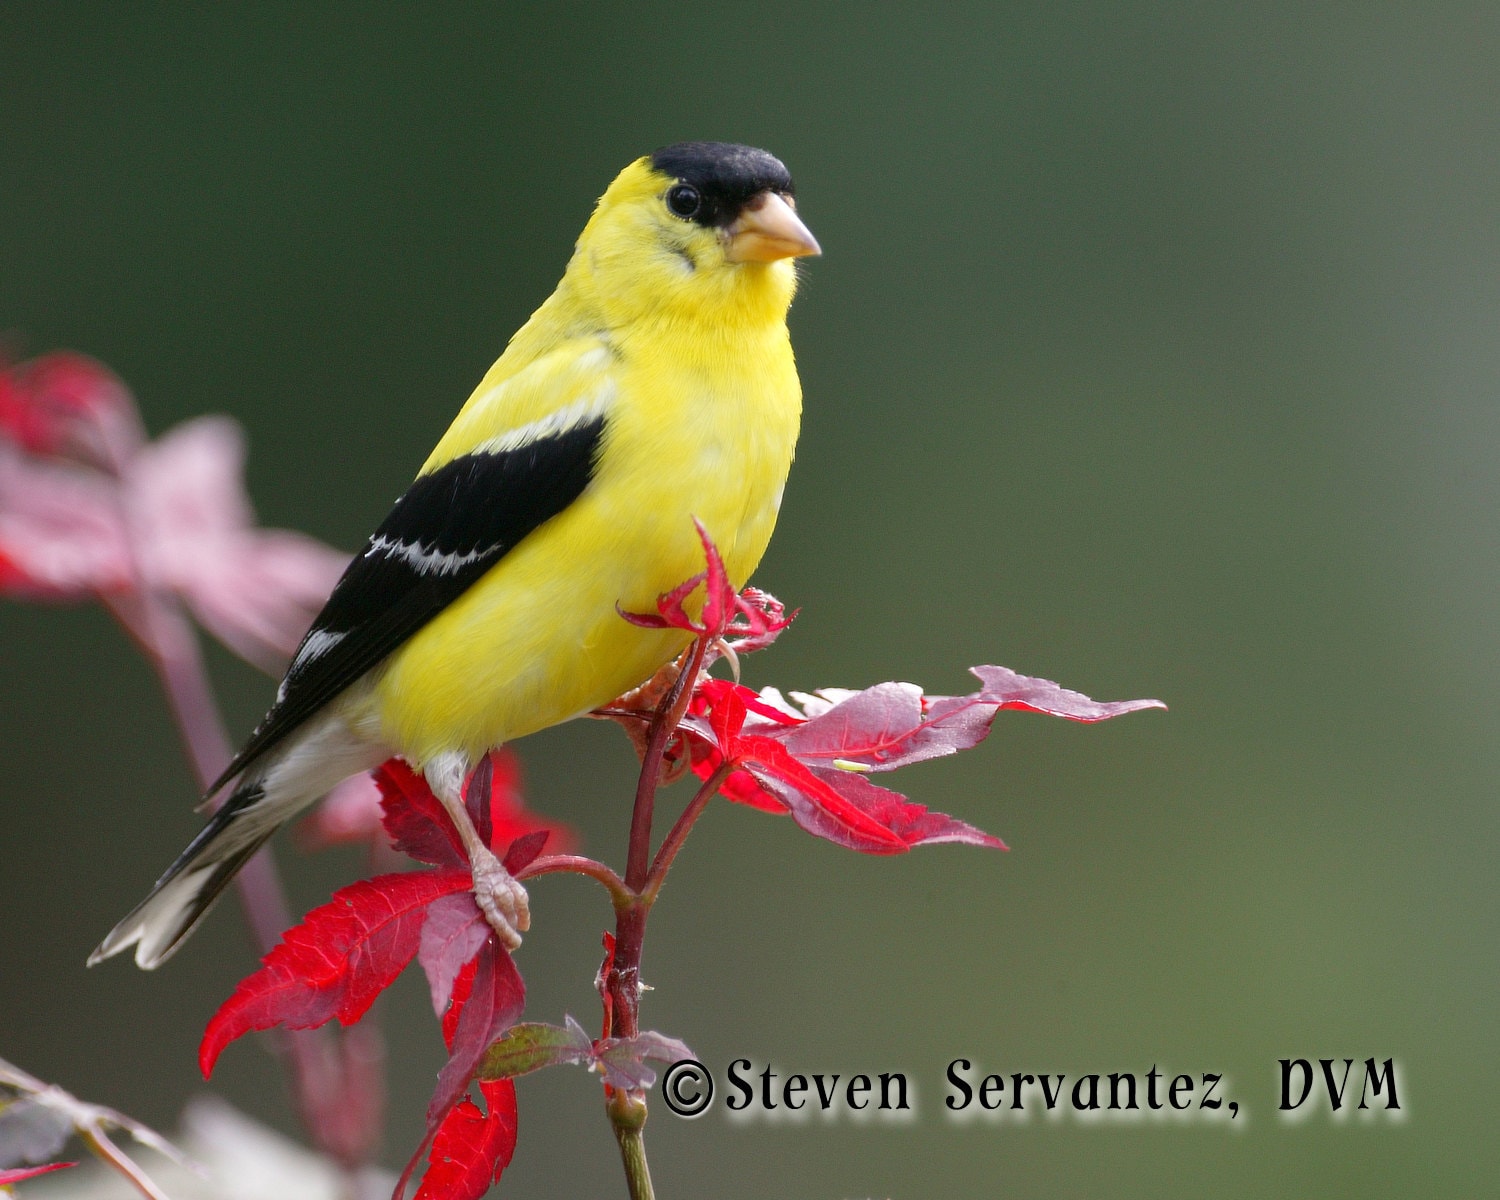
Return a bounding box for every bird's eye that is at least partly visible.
[666,184,701,219]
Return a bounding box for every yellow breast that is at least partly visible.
[363,315,800,765]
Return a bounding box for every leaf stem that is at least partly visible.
[624,638,706,891]
[518,854,631,908]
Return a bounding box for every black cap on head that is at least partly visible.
[649,142,794,228]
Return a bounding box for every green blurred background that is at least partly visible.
[3,4,1494,1196]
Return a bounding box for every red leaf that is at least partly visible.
[737,737,909,852]
[418,894,490,1017]
[442,958,479,1051]
[969,664,1166,721]
[377,760,466,867]
[804,767,1005,849]
[680,667,1161,854]
[200,869,470,1076]
[0,1163,77,1186]
[618,518,736,636]
[401,945,524,1200]
[375,752,571,868]
[0,351,134,465]
[126,416,348,672]
[428,941,525,1127]
[697,761,786,813]
[412,1079,517,1200]
[0,363,348,668]
[501,830,550,874]
[694,518,732,634]
[777,667,1165,772]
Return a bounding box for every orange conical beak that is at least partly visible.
[724,192,821,262]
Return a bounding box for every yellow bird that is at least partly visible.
[92,141,819,968]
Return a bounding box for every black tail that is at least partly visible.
[89,785,275,969]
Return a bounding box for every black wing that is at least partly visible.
[208,415,605,795]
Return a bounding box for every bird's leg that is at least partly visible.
[424,754,530,951]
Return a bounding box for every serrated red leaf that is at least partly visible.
[428,941,525,1127]
[377,760,468,867]
[777,668,1165,773]
[401,944,525,1200]
[680,666,1161,854]
[805,767,1006,849]
[695,518,732,633]
[376,752,571,868]
[739,739,909,852]
[706,762,786,812]
[412,1079,517,1200]
[618,518,737,636]
[200,869,470,1076]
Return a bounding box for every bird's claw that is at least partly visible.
[468,845,530,952]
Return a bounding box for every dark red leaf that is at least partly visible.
[377,760,467,867]
[200,869,470,1076]
[428,942,525,1128]
[618,518,737,636]
[693,760,785,813]
[0,1162,77,1186]
[738,739,909,852]
[412,1079,517,1200]
[463,757,494,847]
[695,518,732,634]
[401,945,524,1200]
[376,752,571,869]
[501,830,550,874]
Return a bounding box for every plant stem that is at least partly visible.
[608,1090,654,1200]
[603,636,714,1200]
[624,639,707,891]
[518,854,631,907]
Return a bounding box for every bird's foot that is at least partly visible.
[468,843,530,952]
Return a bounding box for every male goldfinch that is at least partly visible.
[91,142,818,969]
